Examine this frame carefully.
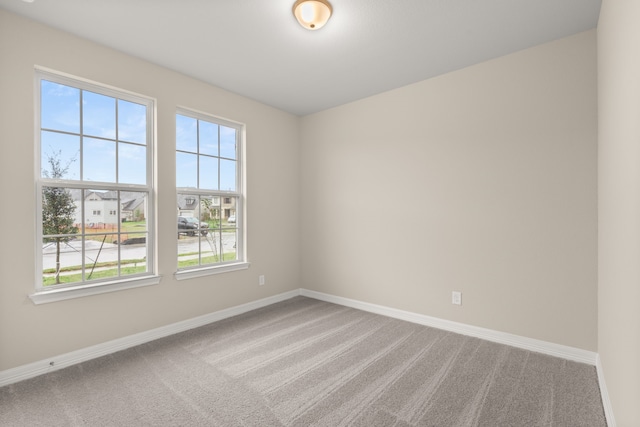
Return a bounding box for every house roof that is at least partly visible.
[121,198,144,212]
[85,191,118,201]
[176,194,199,211]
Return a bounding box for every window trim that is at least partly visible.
[29,275,162,305]
[174,261,250,281]
[174,107,246,278]
[31,67,159,302]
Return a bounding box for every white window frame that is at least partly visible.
[31,68,160,304]
[175,107,248,280]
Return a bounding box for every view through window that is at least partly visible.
[176,110,243,271]
[36,71,154,291]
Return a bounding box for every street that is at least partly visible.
[43,232,237,271]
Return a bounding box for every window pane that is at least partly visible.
[121,191,148,227]
[118,142,146,185]
[120,232,148,277]
[83,91,116,139]
[200,232,221,265]
[83,235,119,282]
[41,185,81,286]
[41,131,80,179]
[220,126,236,159]
[199,120,218,156]
[178,215,208,236]
[41,80,80,133]
[83,189,119,229]
[222,197,236,225]
[176,114,197,152]
[118,100,146,144]
[220,159,236,191]
[42,186,81,237]
[221,228,238,262]
[177,193,198,221]
[199,155,218,190]
[176,152,198,188]
[201,196,220,229]
[178,212,203,266]
[177,234,198,268]
[42,238,82,287]
[83,138,116,183]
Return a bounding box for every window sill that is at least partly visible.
[175,262,250,281]
[30,275,162,305]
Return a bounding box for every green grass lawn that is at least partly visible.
[120,220,147,232]
[177,252,237,268]
[43,265,146,286]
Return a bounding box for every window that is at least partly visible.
[176,109,245,277]
[33,69,157,303]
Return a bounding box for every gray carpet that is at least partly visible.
[0,297,606,426]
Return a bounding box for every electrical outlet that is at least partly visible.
[452,291,462,305]
[259,275,265,286]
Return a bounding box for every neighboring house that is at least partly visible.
[121,196,147,222]
[176,194,200,218]
[73,191,147,225]
[74,191,119,226]
[176,194,235,221]
[221,197,236,221]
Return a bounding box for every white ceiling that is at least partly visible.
[1,0,601,116]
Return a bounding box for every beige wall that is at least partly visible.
[598,0,640,424]
[0,6,604,388]
[0,9,300,371]
[300,31,598,351]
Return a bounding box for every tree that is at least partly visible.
[42,152,78,284]
[201,197,220,227]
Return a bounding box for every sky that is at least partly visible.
[41,79,238,193]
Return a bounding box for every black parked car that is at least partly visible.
[178,216,209,236]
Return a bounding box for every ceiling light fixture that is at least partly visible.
[292,0,332,31]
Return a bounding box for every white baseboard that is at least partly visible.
[0,289,300,388]
[596,355,617,427]
[300,289,598,365]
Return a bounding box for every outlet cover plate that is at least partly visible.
[452,291,462,305]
